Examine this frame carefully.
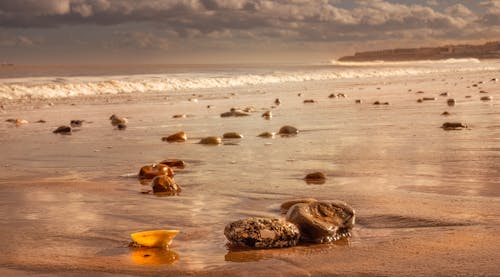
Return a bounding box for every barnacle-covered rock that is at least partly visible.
[224,217,300,248]
[139,164,174,179]
[286,201,355,243]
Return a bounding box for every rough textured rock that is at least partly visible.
[274,98,281,105]
[286,201,355,243]
[441,122,467,130]
[223,132,243,139]
[152,175,181,195]
[199,136,222,145]
[53,125,71,134]
[162,132,187,143]
[278,125,299,135]
[224,217,300,248]
[139,164,174,179]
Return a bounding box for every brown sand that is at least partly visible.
[0,70,499,276]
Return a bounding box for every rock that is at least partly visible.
[109,114,128,126]
[416,91,425,94]
[328,93,336,98]
[117,123,127,130]
[159,159,186,169]
[258,132,275,138]
[465,95,472,98]
[278,125,298,135]
[280,198,318,214]
[373,101,389,105]
[423,97,436,101]
[152,175,181,195]
[70,120,84,127]
[304,172,327,184]
[220,109,251,117]
[172,114,187,119]
[261,110,272,120]
[53,126,71,134]
[441,122,467,130]
[286,200,355,243]
[447,99,456,106]
[441,111,450,116]
[199,136,222,145]
[274,98,281,105]
[297,93,302,97]
[337,93,346,98]
[479,90,488,94]
[35,120,46,123]
[139,164,174,179]
[440,92,449,96]
[417,99,423,103]
[223,132,243,139]
[6,118,28,125]
[224,217,300,248]
[355,99,362,104]
[480,96,492,101]
[188,98,198,102]
[303,99,315,103]
[162,132,187,143]
[130,230,179,248]
[491,78,498,82]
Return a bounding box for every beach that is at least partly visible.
[0,61,499,276]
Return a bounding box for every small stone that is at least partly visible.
[328,93,336,98]
[480,96,492,101]
[304,172,327,184]
[423,97,436,101]
[274,98,281,105]
[109,114,128,126]
[188,98,198,102]
[220,109,250,117]
[53,126,71,134]
[286,200,355,243]
[439,92,449,96]
[278,125,299,135]
[199,136,222,145]
[373,101,389,105]
[479,90,488,94]
[117,123,127,130]
[416,91,424,94]
[70,120,83,127]
[172,114,187,119]
[258,132,275,138]
[355,99,362,104]
[417,99,423,103]
[303,99,315,103]
[224,217,300,248]
[159,159,186,169]
[337,93,346,98]
[441,111,450,116]
[441,122,467,130]
[139,164,174,179]
[261,111,272,119]
[447,99,456,106]
[465,95,472,98]
[152,175,181,195]
[162,132,187,143]
[297,93,302,97]
[35,120,46,123]
[223,132,243,139]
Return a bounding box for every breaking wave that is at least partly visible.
[0,62,496,100]
[330,58,481,66]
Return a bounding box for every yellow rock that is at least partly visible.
[130,230,180,248]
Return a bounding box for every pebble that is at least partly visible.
[285,200,355,243]
[53,126,71,134]
[304,172,327,184]
[480,96,492,101]
[441,122,467,130]
[373,101,389,105]
[423,97,436,101]
[274,98,281,105]
[303,99,315,103]
[258,132,275,138]
[162,132,187,143]
[152,175,181,195]
[355,99,362,104]
[278,125,299,135]
[441,111,450,116]
[139,164,174,179]
[220,109,251,117]
[447,99,456,106]
[117,123,127,130]
[328,93,336,98]
[261,110,272,120]
[224,217,301,248]
[223,132,243,139]
[439,92,449,96]
[199,136,222,145]
[172,114,187,119]
[479,90,488,94]
[109,114,128,126]
[159,159,186,169]
[70,120,83,127]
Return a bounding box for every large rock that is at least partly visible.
[162,132,187,143]
[139,164,174,179]
[278,125,299,135]
[286,201,355,243]
[152,175,181,195]
[224,217,300,248]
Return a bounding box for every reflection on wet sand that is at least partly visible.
[130,248,179,266]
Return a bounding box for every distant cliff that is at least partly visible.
[338,41,500,62]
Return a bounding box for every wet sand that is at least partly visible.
[0,70,499,276]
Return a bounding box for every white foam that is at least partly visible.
[0,63,496,100]
[330,58,481,66]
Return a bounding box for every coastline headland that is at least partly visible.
[338,41,500,62]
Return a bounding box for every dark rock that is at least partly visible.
[258,132,275,138]
[223,132,243,139]
[280,198,318,214]
[162,132,187,143]
[152,175,181,195]
[447,99,456,106]
[480,96,492,101]
[355,99,362,104]
[220,109,250,117]
[117,123,127,130]
[35,120,46,123]
[328,93,336,98]
[159,159,186,169]
[261,110,272,119]
[441,122,467,130]
[286,201,355,243]
[199,136,222,145]
[423,97,436,101]
[274,98,281,105]
[109,114,128,126]
[224,217,300,248]
[303,99,315,103]
[139,164,174,179]
[439,92,449,96]
[53,126,71,134]
[278,125,298,135]
[70,120,83,127]
[441,111,450,116]
[304,172,327,184]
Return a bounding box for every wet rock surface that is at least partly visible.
[278,125,298,135]
[159,159,186,169]
[162,132,187,143]
[304,172,327,184]
[223,132,243,139]
[53,125,71,134]
[152,175,181,195]
[199,136,222,145]
[441,122,468,130]
[285,200,355,243]
[139,164,174,179]
[224,217,300,248]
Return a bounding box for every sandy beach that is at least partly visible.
[0,66,499,276]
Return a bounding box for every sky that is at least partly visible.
[0,0,499,64]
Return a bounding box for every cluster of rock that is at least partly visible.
[138,160,184,196]
[224,199,355,248]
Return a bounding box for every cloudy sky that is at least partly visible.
[1,0,499,64]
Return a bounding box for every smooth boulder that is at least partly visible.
[278,125,299,135]
[286,201,355,243]
[224,217,300,248]
[223,132,243,139]
[199,136,222,145]
[152,175,181,195]
[139,164,174,179]
[162,132,187,143]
